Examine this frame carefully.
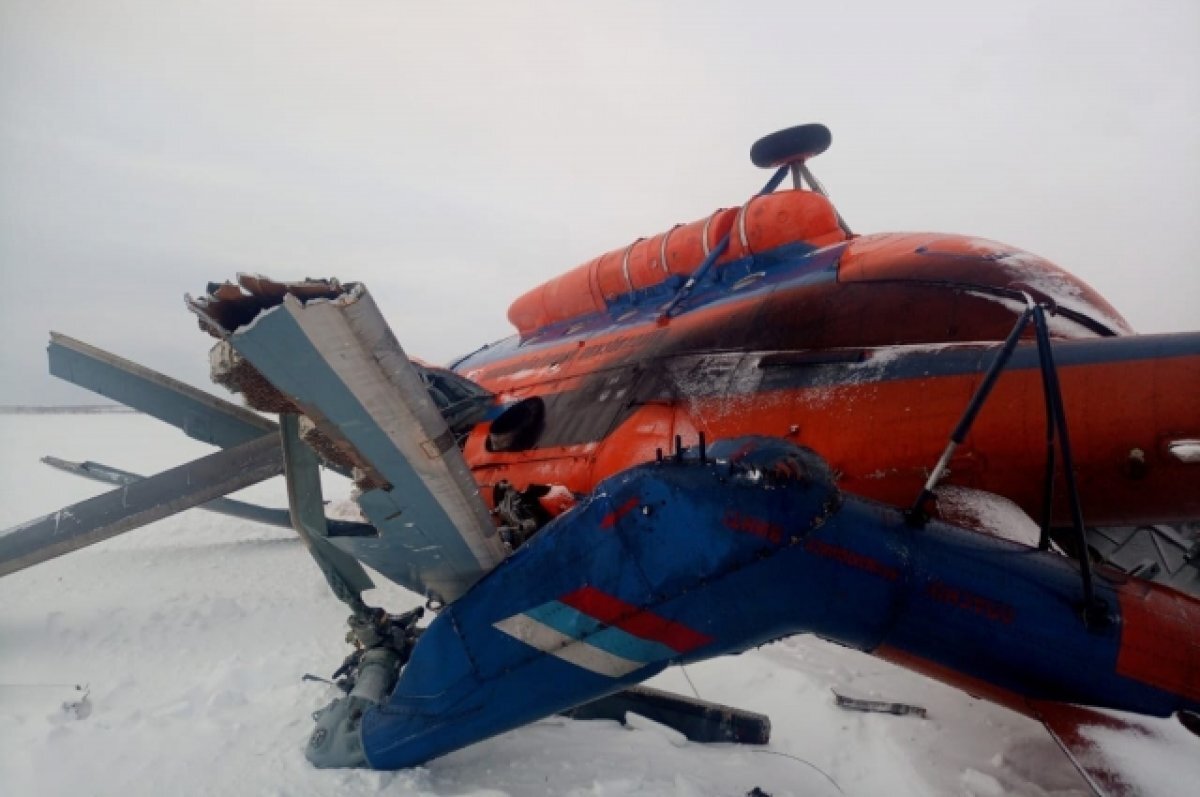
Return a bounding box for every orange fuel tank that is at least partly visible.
[506,191,845,336]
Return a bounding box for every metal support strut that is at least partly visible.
[906,304,1034,524]
[906,297,1106,628]
[1030,305,1106,628]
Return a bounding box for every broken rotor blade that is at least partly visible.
[48,332,275,448]
[39,455,375,537]
[40,455,292,528]
[0,434,283,578]
[199,283,508,603]
[47,333,354,480]
[279,414,375,610]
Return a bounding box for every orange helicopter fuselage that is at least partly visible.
[453,199,1200,529]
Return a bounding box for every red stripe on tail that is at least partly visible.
[559,586,713,654]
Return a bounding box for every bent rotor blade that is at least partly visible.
[0,435,282,578]
[39,455,375,537]
[279,414,375,609]
[48,332,275,448]
[41,455,293,528]
[195,281,507,603]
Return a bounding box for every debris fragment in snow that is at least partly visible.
[833,690,927,718]
[61,685,91,720]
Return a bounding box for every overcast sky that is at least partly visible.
[1,0,1197,405]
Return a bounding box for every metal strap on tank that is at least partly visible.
[659,225,679,274]
[587,258,605,307]
[659,166,789,320]
[736,198,754,254]
[621,239,641,292]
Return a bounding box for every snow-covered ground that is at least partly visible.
[0,413,1190,796]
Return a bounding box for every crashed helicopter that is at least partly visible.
[1,124,1197,795]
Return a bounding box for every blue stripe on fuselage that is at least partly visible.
[755,332,1200,395]
[453,245,845,372]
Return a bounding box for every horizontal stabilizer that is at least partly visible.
[0,435,282,577]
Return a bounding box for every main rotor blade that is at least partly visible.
[41,455,292,528]
[48,332,275,448]
[198,283,508,603]
[0,434,282,578]
[39,455,375,537]
[279,414,375,609]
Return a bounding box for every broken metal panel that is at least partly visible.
[832,690,927,718]
[194,281,506,602]
[48,332,275,448]
[0,435,283,578]
[279,414,375,610]
[1087,523,1200,597]
[191,275,346,335]
[208,341,300,414]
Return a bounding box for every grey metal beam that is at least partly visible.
[279,414,375,611]
[41,455,293,528]
[0,435,283,578]
[39,455,376,538]
[48,331,275,448]
[225,288,507,602]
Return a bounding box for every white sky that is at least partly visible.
[1,0,1197,404]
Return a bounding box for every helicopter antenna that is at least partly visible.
[750,124,852,236]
